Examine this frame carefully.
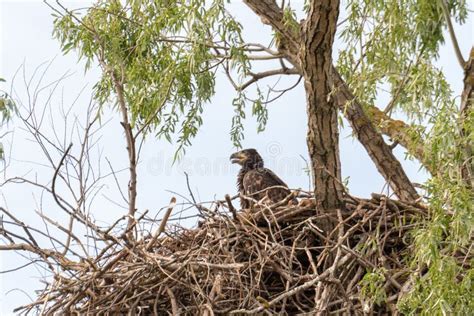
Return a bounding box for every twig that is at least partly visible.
[51,143,73,213]
[439,0,466,68]
[238,67,298,91]
[225,194,238,220]
[165,286,179,315]
[146,197,177,250]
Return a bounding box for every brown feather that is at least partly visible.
[232,149,296,209]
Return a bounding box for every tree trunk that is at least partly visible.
[301,0,344,210]
[460,47,473,188]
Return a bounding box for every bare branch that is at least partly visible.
[145,197,176,251]
[238,67,298,91]
[52,143,73,212]
[108,68,138,238]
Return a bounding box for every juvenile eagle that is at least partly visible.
[230,148,295,209]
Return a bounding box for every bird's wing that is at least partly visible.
[259,168,289,188]
[242,170,265,197]
[243,168,291,203]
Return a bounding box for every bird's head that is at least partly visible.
[230,148,264,169]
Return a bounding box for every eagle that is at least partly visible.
[230,148,296,209]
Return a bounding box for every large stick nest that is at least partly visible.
[16,193,433,315]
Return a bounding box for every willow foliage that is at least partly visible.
[52,0,253,155]
[0,78,17,159]
[336,1,472,313]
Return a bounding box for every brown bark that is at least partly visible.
[301,1,344,210]
[242,0,419,202]
[460,47,474,188]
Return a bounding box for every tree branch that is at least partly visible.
[52,143,74,214]
[242,0,302,77]
[109,68,138,238]
[440,0,466,68]
[243,0,300,54]
[460,48,474,188]
[238,67,298,91]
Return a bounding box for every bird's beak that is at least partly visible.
[230,152,245,164]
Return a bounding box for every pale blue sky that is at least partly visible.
[0,0,472,313]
